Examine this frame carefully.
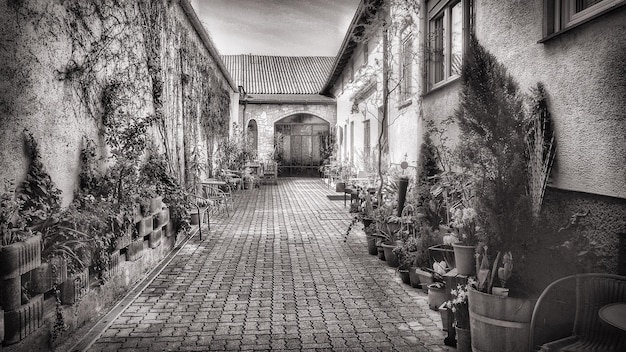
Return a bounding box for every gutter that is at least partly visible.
[179,0,237,92]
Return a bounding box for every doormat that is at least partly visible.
[317,210,351,220]
[327,194,347,201]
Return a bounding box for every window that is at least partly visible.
[363,120,371,160]
[427,0,465,90]
[543,0,625,38]
[350,121,355,164]
[399,26,413,102]
[363,42,369,65]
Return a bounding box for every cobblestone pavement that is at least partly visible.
[89,178,451,351]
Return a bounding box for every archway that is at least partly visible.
[275,113,330,177]
[246,119,258,157]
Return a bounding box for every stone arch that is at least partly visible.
[274,111,332,125]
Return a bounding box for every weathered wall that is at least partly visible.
[475,0,626,199]
[0,0,234,205]
[239,102,336,162]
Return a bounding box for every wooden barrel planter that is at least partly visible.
[468,288,536,352]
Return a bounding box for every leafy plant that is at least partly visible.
[0,180,33,246]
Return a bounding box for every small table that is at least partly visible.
[599,303,626,332]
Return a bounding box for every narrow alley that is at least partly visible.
[83,179,448,351]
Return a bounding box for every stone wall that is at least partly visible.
[240,102,337,162]
[0,0,234,205]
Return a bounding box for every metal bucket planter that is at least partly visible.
[428,283,447,310]
[468,287,536,352]
[452,243,477,276]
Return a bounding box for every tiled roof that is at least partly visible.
[222,55,335,95]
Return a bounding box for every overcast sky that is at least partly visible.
[190,0,361,57]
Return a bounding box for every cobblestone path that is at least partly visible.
[88,178,450,351]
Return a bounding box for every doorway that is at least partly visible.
[275,114,330,177]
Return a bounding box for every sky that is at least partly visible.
[190,0,361,57]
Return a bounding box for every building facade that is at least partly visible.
[223,55,337,176]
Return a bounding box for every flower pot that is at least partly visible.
[455,325,472,352]
[428,283,447,310]
[149,196,163,214]
[3,294,43,345]
[366,234,378,255]
[60,268,89,305]
[335,182,345,192]
[381,242,399,268]
[149,227,162,248]
[398,269,410,285]
[468,287,536,352]
[408,267,422,288]
[126,238,144,262]
[438,302,449,332]
[452,243,476,276]
[415,268,433,293]
[0,234,42,280]
[428,244,455,270]
[377,245,386,261]
[30,256,67,294]
[114,232,132,251]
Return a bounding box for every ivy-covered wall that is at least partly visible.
[0,0,235,205]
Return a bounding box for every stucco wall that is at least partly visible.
[239,103,337,162]
[475,0,626,199]
[0,0,233,205]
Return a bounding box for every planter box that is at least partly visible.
[3,294,44,345]
[149,196,163,214]
[164,222,175,237]
[153,207,170,228]
[148,227,162,248]
[108,250,122,276]
[136,216,153,237]
[126,238,144,262]
[428,244,456,270]
[60,269,89,305]
[114,232,132,251]
[0,234,42,280]
[31,259,68,294]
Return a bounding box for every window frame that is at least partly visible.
[426,0,468,92]
[542,0,625,41]
[363,119,371,160]
[399,24,414,104]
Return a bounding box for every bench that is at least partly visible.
[529,273,626,352]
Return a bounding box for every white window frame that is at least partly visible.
[544,0,625,38]
[427,0,465,91]
[399,25,413,103]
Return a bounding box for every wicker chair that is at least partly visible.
[529,273,626,352]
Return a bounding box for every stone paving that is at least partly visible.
[88,178,451,351]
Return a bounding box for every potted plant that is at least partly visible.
[444,282,472,352]
[455,35,546,352]
[445,206,480,276]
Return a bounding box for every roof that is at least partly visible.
[321,0,384,96]
[241,94,335,105]
[222,55,335,95]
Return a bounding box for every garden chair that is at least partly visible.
[203,183,231,217]
[185,185,215,240]
[529,273,626,352]
[262,162,277,185]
